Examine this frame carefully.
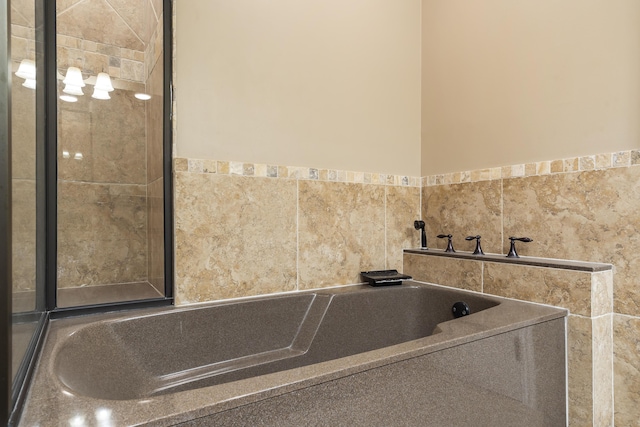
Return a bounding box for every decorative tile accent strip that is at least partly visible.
[424,149,640,186]
[173,158,421,187]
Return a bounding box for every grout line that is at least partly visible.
[296,179,300,292]
[500,178,504,255]
[384,186,388,269]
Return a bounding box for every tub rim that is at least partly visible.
[19,281,568,427]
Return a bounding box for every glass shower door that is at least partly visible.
[54,0,167,308]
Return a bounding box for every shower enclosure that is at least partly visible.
[52,0,172,308]
[0,0,172,421]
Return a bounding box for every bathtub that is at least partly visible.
[20,282,567,426]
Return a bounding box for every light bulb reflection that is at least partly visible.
[134,93,151,101]
[60,95,78,103]
[92,89,111,100]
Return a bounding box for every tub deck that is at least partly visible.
[19,281,567,426]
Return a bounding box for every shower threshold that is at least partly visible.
[57,281,163,308]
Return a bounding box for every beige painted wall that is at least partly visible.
[422,0,640,175]
[175,0,422,177]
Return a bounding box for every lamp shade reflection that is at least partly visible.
[62,67,85,96]
[15,59,36,89]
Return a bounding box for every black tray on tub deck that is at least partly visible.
[360,270,412,286]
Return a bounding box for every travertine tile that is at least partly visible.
[422,180,502,254]
[613,151,631,167]
[146,59,164,183]
[484,263,593,316]
[550,159,564,173]
[106,0,156,45]
[503,168,640,316]
[567,315,593,426]
[173,158,187,172]
[579,156,595,171]
[58,82,147,185]
[613,315,640,427]
[57,0,144,51]
[11,179,36,293]
[595,153,612,169]
[592,314,613,427]
[11,76,36,180]
[591,270,613,317]
[385,186,421,272]
[298,181,385,289]
[403,254,482,292]
[57,181,147,287]
[174,173,297,304]
[564,158,578,172]
[147,177,164,293]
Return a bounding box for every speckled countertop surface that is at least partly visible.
[404,248,612,272]
[18,282,567,427]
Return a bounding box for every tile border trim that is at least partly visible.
[423,149,640,187]
[173,157,422,187]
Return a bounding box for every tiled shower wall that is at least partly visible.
[421,150,640,426]
[56,0,165,291]
[173,158,421,304]
[11,0,37,298]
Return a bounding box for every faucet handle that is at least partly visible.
[465,235,484,255]
[437,234,456,253]
[507,237,533,258]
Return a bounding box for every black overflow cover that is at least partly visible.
[452,301,470,318]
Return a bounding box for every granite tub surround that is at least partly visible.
[298,181,385,289]
[422,179,502,254]
[403,249,613,426]
[174,172,298,304]
[19,282,567,426]
[174,157,422,304]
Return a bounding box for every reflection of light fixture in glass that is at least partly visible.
[59,95,78,103]
[15,59,36,89]
[92,73,114,99]
[134,93,151,101]
[92,89,110,100]
[63,67,85,96]
[94,73,114,91]
[62,150,70,159]
[74,152,83,160]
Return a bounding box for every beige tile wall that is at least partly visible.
[404,253,614,426]
[54,0,166,293]
[422,151,640,426]
[173,158,422,305]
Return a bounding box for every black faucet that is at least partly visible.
[507,237,533,258]
[414,220,427,248]
[465,235,484,255]
[437,234,456,252]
